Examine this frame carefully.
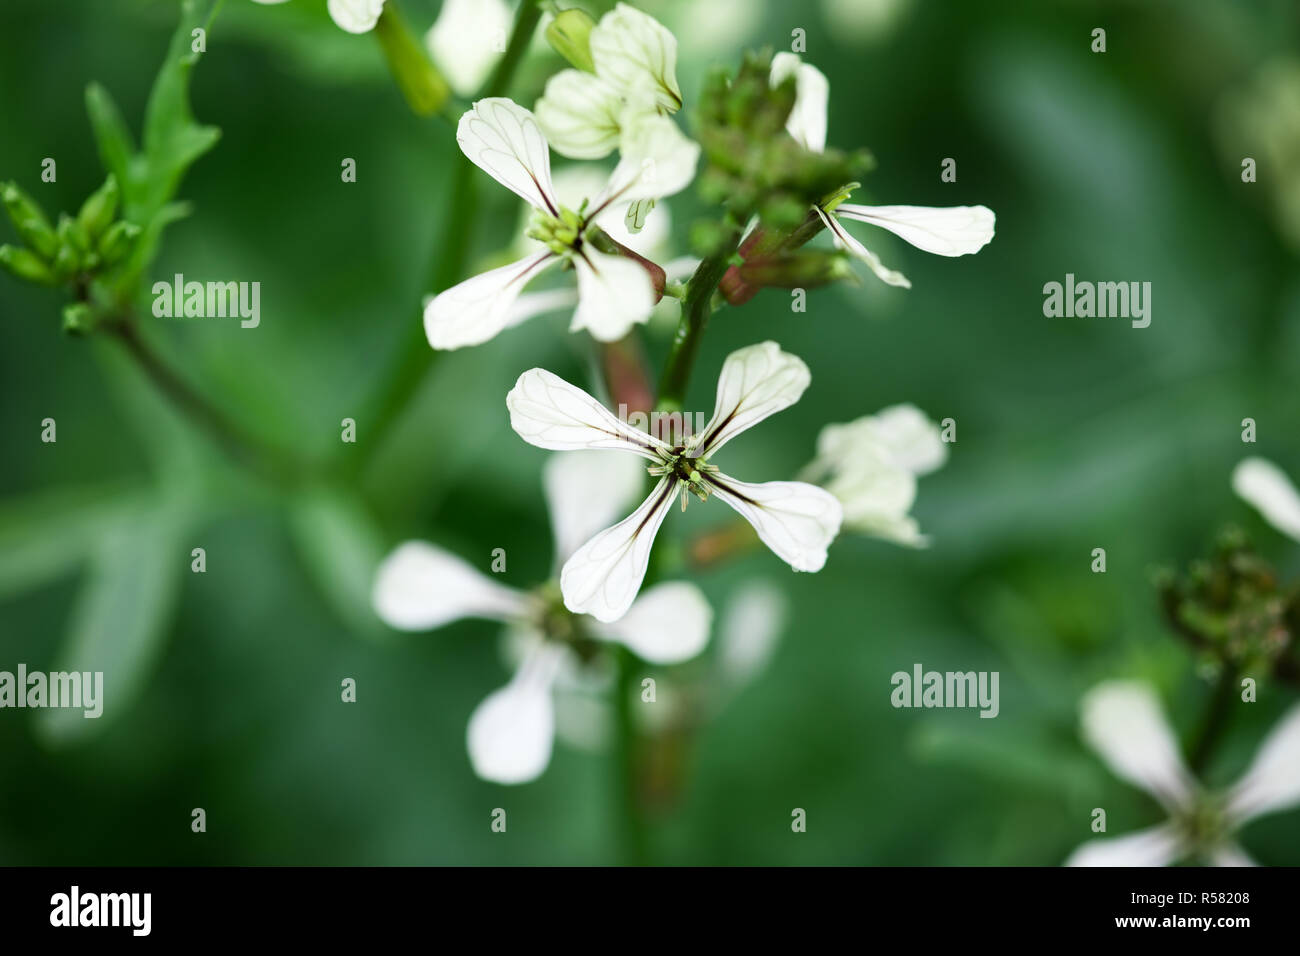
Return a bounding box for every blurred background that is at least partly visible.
[0,0,1297,865]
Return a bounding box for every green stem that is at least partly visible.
[1188,665,1238,776]
[353,0,543,471]
[373,3,452,118]
[656,231,741,412]
[614,645,650,865]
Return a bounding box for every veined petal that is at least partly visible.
[1232,457,1300,542]
[424,250,555,350]
[697,341,811,457]
[571,246,656,342]
[535,70,625,160]
[592,581,712,663]
[708,475,842,573]
[373,541,529,631]
[559,477,677,622]
[835,204,996,257]
[589,3,682,112]
[543,450,646,565]
[1065,824,1184,867]
[507,368,671,460]
[327,0,386,34]
[426,0,510,96]
[771,52,828,154]
[1080,681,1196,814]
[1224,701,1300,824]
[466,642,565,784]
[598,113,700,206]
[816,207,911,288]
[456,98,558,213]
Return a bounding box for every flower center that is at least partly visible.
[647,446,721,510]
[1172,796,1232,860]
[526,204,588,258]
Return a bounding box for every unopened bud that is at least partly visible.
[62,302,94,334]
[76,174,119,241]
[546,9,596,73]
[98,219,141,265]
[0,243,56,285]
[2,182,58,260]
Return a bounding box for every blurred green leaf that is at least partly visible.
[37,500,187,744]
[84,83,137,198]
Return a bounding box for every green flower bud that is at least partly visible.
[546,9,597,74]
[97,219,141,265]
[76,174,119,241]
[51,242,81,282]
[61,302,94,334]
[1,182,58,260]
[57,214,91,255]
[0,243,56,285]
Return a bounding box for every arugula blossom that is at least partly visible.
[803,404,948,546]
[1067,681,1300,866]
[250,0,386,35]
[535,3,683,160]
[507,341,844,622]
[372,451,712,785]
[424,98,699,349]
[772,52,996,288]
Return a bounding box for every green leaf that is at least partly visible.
[288,487,390,642]
[36,501,187,744]
[84,82,137,191]
[0,484,141,602]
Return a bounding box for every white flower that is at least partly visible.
[536,3,682,159]
[804,404,946,546]
[507,341,843,622]
[1066,681,1300,866]
[1233,457,1300,542]
[251,0,386,34]
[372,450,712,785]
[770,52,995,288]
[425,0,512,96]
[424,98,699,349]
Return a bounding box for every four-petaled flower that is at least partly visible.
[507,341,844,622]
[536,3,683,160]
[771,52,996,288]
[424,97,699,349]
[1066,681,1300,866]
[372,450,712,784]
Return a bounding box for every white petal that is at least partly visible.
[1064,824,1184,867]
[1225,701,1300,824]
[534,70,625,160]
[559,477,677,622]
[1080,681,1196,813]
[543,450,646,565]
[456,98,559,213]
[424,250,555,350]
[425,0,510,96]
[816,207,911,288]
[466,643,564,784]
[867,405,949,475]
[834,203,996,257]
[507,368,671,460]
[770,53,828,153]
[1208,842,1258,867]
[327,0,386,34]
[1232,457,1300,541]
[824,450,926,546]
[505,287,579,329]
[598,113,700,206]
[571,245,656,342]
[708,475,842,572]
[373,541,529,631]
[592,581,712,663]
[717,581,787,688]
[697,341,811,456]
[589,2,682,112]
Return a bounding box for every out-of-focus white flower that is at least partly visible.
[803,404,947,546]
[768,52,995,289]
[536,3,682,160]
[425,0,512,96]
[508,341,843,622]
[251,0,386,34]
[424,98,699,349]
[1066,681,1300,866]
[717,581,788,690]
[1233,457,1300,542]
[372,450,712,785]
